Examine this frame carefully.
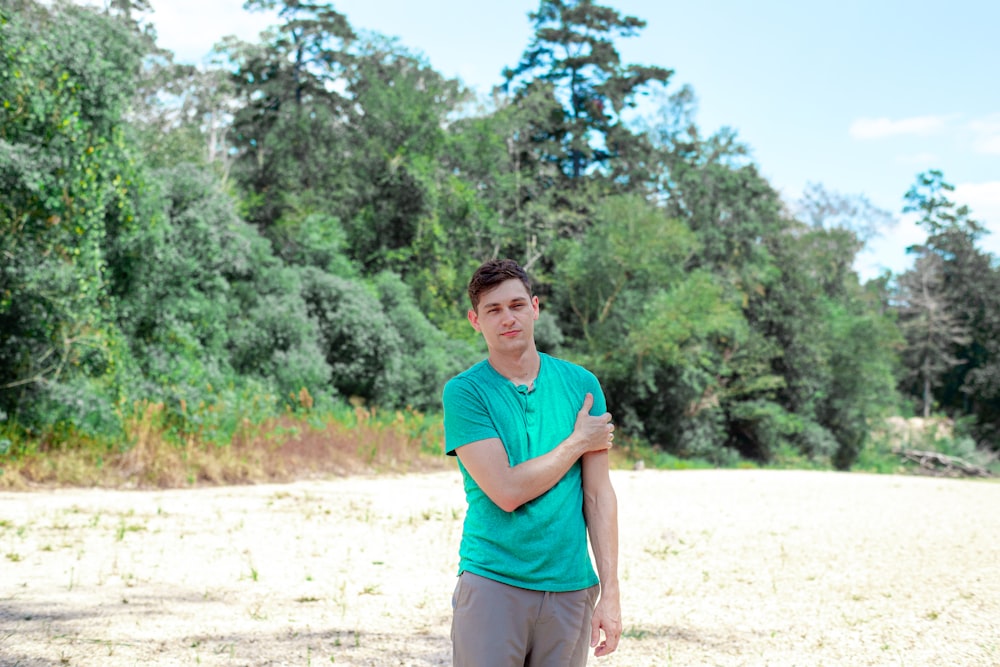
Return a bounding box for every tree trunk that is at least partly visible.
[922,373,931,419]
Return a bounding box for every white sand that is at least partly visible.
[1,469,998,666]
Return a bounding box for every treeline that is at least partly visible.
[2,0,998,472]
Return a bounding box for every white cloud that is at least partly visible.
[848,115,954,140]
[854,212,924,280]
[954,181,1000,259]
[968,114,1000,155]
[147,0,280,64]
[955,181,1000,224]
[975,136,1000,154]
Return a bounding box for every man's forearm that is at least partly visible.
[585,482,620,594]
[490,432,597,512]
[458,431,601,513]
[584,470,622,657]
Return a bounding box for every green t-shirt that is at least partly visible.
[442,352,605,592]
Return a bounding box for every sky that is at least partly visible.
[139,0,1000,280]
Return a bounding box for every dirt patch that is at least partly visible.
[2,469,998,666]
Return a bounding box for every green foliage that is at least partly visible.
[728,399,808,462]
[337,37,466,278]
[904,170,986,237]
[299,268,402,405]
[503,0,671,181]
[225,263,330,401]
[550,194,746,463]
[269,210,357,277]
[1,0,147,436]
[629,271,746,370]
[823,298,903,468]
[372,272,479,411]
[555,194,695,348]
[110,163,329,416]
[168,379,282,447]
[130,62,238,172]
[298,269,476,411]
[761,225,901,468]
[477,0,675,285]
[896,171,1000,449]
[223,1,355,231]
[618,435,719,471]
[14,1,1000,479]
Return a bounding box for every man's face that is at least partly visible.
[468,278,540,355]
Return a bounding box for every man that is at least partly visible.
[442,258,621,666]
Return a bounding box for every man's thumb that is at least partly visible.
[579,392,594,413]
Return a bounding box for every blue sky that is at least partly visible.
[143,0,1000,280]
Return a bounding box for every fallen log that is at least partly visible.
[892,448,993,478]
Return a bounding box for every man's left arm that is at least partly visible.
[582,449,621,657]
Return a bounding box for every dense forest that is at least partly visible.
[2,0,998,481]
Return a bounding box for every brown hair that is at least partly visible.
[467,259,532,312]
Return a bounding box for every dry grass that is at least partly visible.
[0,402,448,490]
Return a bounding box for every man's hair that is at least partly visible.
[467,259,532,312]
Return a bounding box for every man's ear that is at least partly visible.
[467,309,481,332]
[532,295,540,320]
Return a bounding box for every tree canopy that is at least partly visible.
[3,0,998,470]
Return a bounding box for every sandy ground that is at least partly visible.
[1,468,999,667]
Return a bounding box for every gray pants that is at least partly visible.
[451,571,600,667]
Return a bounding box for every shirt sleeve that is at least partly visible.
[585,368,608,416]
[442,377,499,456]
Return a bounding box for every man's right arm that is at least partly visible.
[455,393,613,512]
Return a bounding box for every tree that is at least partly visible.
[640,98,793,460]
[337,35,465,275]
[112,164,331,413]
[503,0,671,182]
[103,0,152,21]
[797,181,895,244]
[0,1,147,433]
[223,0,356,231]
[481,0,672,278]
[644,89,784,289]
[298,268,403,406]
[897,170,1000,447]
[372,272,479,411]
[633,89,903,467]
[102,0,157,51]
[896,253,970,418]
[903,169,986,238]
[549,195,746,459]
[130,62,240,174]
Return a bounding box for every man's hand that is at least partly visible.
[590,593,622,657]
[572,393,614,456]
